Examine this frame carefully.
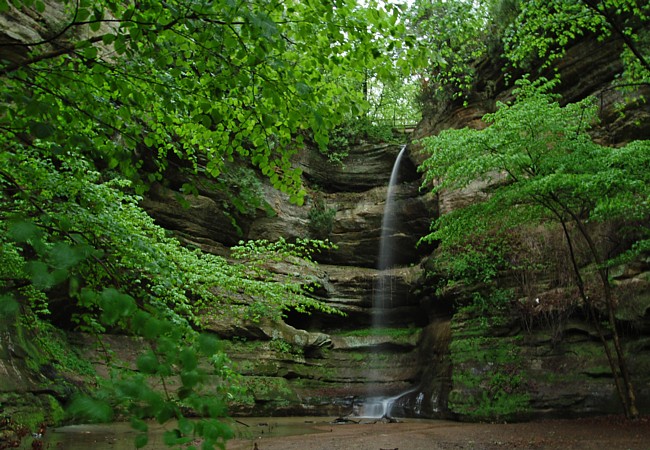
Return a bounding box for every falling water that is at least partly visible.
[374,144,408,318]
[364,145,408,419]
[359,391,410,419]
[358,385,421,419]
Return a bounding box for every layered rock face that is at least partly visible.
[1,0,446,420]
[130,34,650,419]
[3,2,649,423]
[411,36,650,420]
[143,142,445,417]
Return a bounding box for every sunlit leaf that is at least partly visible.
[134,433,149,449]
[0,295,20,322]
[67,395,114,423]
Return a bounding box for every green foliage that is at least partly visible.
[67,327,238,449]
[241,376,296,404]
[419,78,650,279]
[323,116,400,163]
[411,0,649,108]
[419,78,649,419]
[408,0,495,102]
[366,76,423,129]
[308,195,337,239]
[23,318,97,378]
[208,165,271,235]
[269,337,303,357]
[1,0,418,203]
[503,0,650,85]
[229,237,343,320]
[0,118,341,448]
[338,327,420,339]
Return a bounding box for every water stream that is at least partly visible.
[374,144,408,316]
[34,418,329,449]
[365,145,411,419]
[358,388,418,419]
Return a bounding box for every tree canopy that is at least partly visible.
[1,0,417,200]
[411,0,650,103]
[418,77,650,418]
[504,0,650,82]
[0,0,417,446]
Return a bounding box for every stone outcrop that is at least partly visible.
[138,140,441,417]
[0,2,443,420]
[142,144,437,268]
[296,142,420,193]
[0,0,440,423]
[0,325,72,443]
[3,1,649,426]
[410,34,650,420]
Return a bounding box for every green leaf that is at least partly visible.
[136,351,159,374]
[101,33,116,45]
[155,402,176,424]
[83,46,98,59]
[67,395,114,423]
[197,334,219,355]
[26,261,55,289]
[142,316,163,339]
[134,433,149,449]
[181,369,200,388]
[30,121,54,139]
[177,417,194,436]
[163,429,184,446]
[49,242,83,269]
[78,287,99,307]
[131,418,149,433]
[99,288,136,325]
[7,220,40,243]
[0,295,20,322]
[114,35,127,54]
[179,348,197,370]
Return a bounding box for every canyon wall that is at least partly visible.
[2,2,649,426]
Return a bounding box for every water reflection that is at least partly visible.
[34,417,330,449]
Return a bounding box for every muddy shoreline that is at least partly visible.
[226,415,650,450]
[30,415,650,449]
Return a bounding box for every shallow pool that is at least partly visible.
[30,417,340,449]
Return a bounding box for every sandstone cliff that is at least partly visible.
[2,2,649,428]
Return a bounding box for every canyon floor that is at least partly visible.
[226,415,650,450]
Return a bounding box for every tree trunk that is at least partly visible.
[569,213,639,419]
[557,219,630,415]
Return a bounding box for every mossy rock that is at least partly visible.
[241,376,298,403]
[0,392,65,431]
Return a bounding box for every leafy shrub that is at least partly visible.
[0,138,341,447]
[308,196,337,239]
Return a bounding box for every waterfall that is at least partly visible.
[358,391,407,419]
[374,144,407,319]
[358,387,419,419]
[363,145,408,419]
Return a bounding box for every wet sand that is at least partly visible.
[226,416,650,450]
[33,415,650,449]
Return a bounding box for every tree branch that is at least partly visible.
[581,0,650,74]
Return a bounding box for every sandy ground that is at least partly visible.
[225,416,650,450]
